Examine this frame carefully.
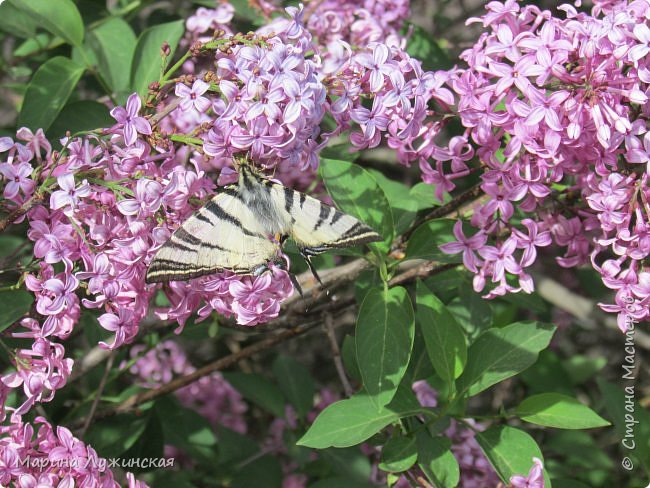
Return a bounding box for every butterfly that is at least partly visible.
[145,164,382,288]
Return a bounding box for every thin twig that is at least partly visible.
[105,322,317,419]
[80,353,115,437]
[323,312,353,397]
[400,183,484,244]
[0,193,45,233]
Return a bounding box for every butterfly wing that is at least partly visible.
[145,189,278,283]
[268,183,382,254]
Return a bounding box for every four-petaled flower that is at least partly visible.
[109,93,152,146]
[176,80,212,113]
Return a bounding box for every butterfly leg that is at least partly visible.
[299,248,325,288]
[273,257,304,297]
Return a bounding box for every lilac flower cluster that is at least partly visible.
[435,0,649,326]
[128,341,247,433]
[0,415,145,487]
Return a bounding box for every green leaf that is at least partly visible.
[48,100,113,139]
[0,290,33,334]
[130,20,185,97]
[341,334,362,383]
[310,479,376,488]
[356,286,414,409]
[545,431,614,473]
[224,0,265,26]
[0,2,37,38]
[597,378,650,472]
[416,433,460,488]
[405,23,453,71]
[476,425,546,484]
[379,436,417,472]
[216,426,259,466]
[415,280,467,389]
[552,480,592,488]
[402,326,435,385]
[520,350,574,396]
[18,56,85,132]
[562,355,607,385]
[447,283,493,339]
[297,393,419,448]
[320,158,394,250]
[367,169,418,234]
[409,182,448,210]
[0,235,25,257]
[121,410,164,470]
[88,17,137,98]
[321,447,372,482]
[223,372,286,418]
[14,33,53,57]
[516,393,610,429]
[9,0,84,47]
[85,414,149,458]
[405,219,460,263]
[155,397,216,461]
[231,454,282,488]
[456,321,556,397]
[272,355,315,419]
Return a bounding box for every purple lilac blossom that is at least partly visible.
[435,0,649,326]
[0,414,146,487]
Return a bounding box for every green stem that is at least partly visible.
[169,134,204,146]
[86,177,135,197]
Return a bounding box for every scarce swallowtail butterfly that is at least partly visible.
[145,164,382,287]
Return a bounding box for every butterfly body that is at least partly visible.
[145,165,382,284]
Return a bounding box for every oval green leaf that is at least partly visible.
[88,17,137,99]
[379,435,417,472]
[0,2,37,38]
[272,355,315,419]
[131,20,185,97]
[416,280,467,389]
[456,321,556,397]
[48,100,113,139]
[516,393,610,429]
[320,158,394,250]
[9,0,83,47]
[416,432,460,488]
[405,219,461,263]
[222,372,286,418]
[297,393,413,449]
[356,286,414,409]
[18,56,85,132]
[475,425,546,484]
[0,289,33,333]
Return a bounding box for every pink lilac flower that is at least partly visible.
[0,161,35,200]
[430,0,649,324]
[109,93,152,145]
[49,174,91,217]
[175,80,212,113]
[0,415,148,487]
[440,221,488,273]
[128,341,248,433]
[510,457,544,488]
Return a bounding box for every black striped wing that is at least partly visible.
[145,191,279,283]
[268,184,382,253]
